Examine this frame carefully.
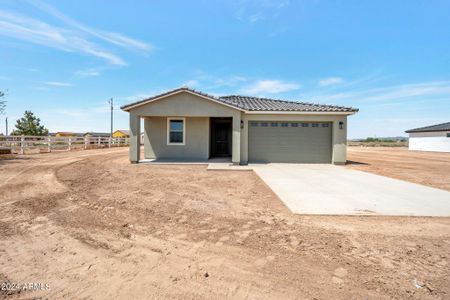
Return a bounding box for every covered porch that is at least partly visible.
[129,114,244,165]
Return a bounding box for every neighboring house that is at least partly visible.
[54,132,83,137]
[84,132,110,137]
[121,87,358,164]
[112,130,130,138]
[405,122,450,153]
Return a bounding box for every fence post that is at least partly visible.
[84,136,88,150]
[20,135,24,154]
[48,136,51,152]
[108,137,111,148]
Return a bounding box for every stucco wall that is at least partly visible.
[409,131,449,138]
[130,92,240,118]
[144,117,210,160]
[409,136,450,153]
[129,91,242,163]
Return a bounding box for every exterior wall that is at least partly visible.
[129,112,141,163]
[144,117,209,160]
[127,91,353,164]
[408,134,450,153]
[242,114,348,164]
[130,92,241,118]
[129,92,241,163]
[112,131,129,138]
[409,131,448,138]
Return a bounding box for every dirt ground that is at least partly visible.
[347,147,450,191]
[1,148,449,299]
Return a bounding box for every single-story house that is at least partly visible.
[112,130,130,138]
[84,132,110,137]
[53,132,83,137]
[120,87,358,165]
[405,122,450,153]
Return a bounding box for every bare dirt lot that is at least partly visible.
[1,148,449,299]
[347,147,450,191]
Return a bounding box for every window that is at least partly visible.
[312,123,319,128]
[291,123,299,127]
[447,133,450,138]
[281,122,289,127]
[167,118,185,145]
[322,123,330,128]
[250,121,258,127]
[301,123,309,127]
[271,122,278,127]
[260,122,268,127]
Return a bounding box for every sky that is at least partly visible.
[0,0,449,138]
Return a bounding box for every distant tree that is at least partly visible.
[0,90,5,114]
[13,110,49,136]
[365,137,380,142]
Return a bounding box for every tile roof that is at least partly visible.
[405,122,450,133]
[84,132,110,137]
[114,130,130,135]
[219,95,357,112]
[120,87,358,113]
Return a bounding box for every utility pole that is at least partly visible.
[109,98,113,138]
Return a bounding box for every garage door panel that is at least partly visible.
[248,121,332,163]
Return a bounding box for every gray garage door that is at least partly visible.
[248,121,332,163]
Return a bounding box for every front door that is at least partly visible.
[210,118,232,157]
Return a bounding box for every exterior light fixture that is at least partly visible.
[240,120,244,129]
[339,121,344,130]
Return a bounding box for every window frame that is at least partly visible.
[167,117,186,146]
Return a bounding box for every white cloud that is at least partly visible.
[240,79,300,94]
[122,89,169,103]
[318,77,344,87]
[235,0,290,23]
[27,0,152,51]
[75,68,101,77]
[182,80,199,87]
[0,1,152,66]
[182,71,248,90]
[0,10,125,65]
[319,81,450,103]
[249,13,263,23]
[38,104,129,132]
[43,81,74,87]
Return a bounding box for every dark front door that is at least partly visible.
[210,118,232,157]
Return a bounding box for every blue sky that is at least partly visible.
[1,0,449,138]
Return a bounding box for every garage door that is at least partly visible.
[248,121,332,163]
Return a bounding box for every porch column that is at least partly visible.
[232,113,241,165]
[129,113,141,163]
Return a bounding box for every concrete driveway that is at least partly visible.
[252,164,450,216]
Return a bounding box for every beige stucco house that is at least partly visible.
[121,87,358,165]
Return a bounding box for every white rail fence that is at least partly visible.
[0,135,129,154]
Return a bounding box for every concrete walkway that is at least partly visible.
[252,164,450,216]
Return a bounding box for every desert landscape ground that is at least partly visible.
[1,147,449,299]
[347,147,450,191]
